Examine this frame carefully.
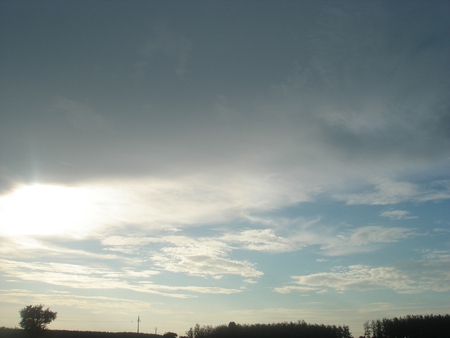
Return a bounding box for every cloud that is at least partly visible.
[420,249,450,261]
[243,279,257,284]
[0,215,416,295]
[153,251,262,279]
[1,1,449,208]
[315,225,416,256]
[346,226,414,245]
[3,45,449,207]
[103,235,263,279]
[433,228,450,233]
[380,210,417,220]
[220,228,295,253]
[51,96,110,133]
[0,236,122,264]
[219,216,415,256]
[1,184,418,290]
[136,23,193,77]
[0,174,317,242]
[335,179,450,205]
[275,256,450,295]
[0,259,241,298]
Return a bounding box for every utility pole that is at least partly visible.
[155,327,158,334]
[137,315,141,333]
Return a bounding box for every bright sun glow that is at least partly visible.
[0,184,99,237]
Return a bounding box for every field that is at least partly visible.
[0,328,161,338]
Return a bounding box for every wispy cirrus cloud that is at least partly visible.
[219,219,416,257]
[220,228,295,253]
[100,218,416,271]
[98,221,416,282]
[2,205,417,290]
[419,249,450,261]
[102,235,263,279]
[0,259,241,298]
[380,210,417,220]
[51,96,111,133]
[151,236,264,279]
[135,23,193,77]
[318,226,416,256]
[335,179,450,205]
[345,226,414,245]
[275,254,450,295]
[275,265,413,294]
[0,236,121,262]
[152,251,262,279]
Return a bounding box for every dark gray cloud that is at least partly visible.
[1,1,449,199]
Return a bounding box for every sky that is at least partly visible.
[1,0,449,337]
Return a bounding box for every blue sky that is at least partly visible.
[1,1,449,336]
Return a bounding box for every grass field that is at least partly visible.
[0,328,161,338]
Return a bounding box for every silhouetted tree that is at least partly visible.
[19,305,57,337]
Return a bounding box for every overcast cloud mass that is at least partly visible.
[1,1,449,336]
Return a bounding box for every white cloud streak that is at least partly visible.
[220,228,295,253]
[0,259,240,298]
[380,210,417,220]
[275,256,450,294]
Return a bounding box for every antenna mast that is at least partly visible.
[137,315,141,333]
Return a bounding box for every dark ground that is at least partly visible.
[0,328,160,338]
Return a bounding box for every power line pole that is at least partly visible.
[155,327,158,334]
[137,315,141,334]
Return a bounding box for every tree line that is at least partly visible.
[185,314,450,338]
[361,314,450,338]
[185,321,352,338]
